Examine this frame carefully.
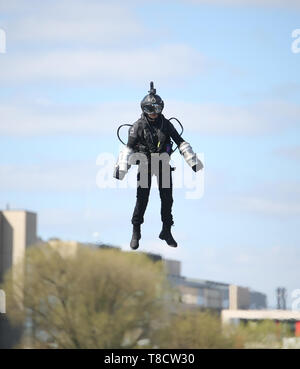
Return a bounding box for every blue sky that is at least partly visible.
[0,0,300,308]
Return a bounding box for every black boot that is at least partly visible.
[159,224,177,247]
[130,225,141,250]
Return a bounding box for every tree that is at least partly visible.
[2,243,171,348]
[227,319,293,349]
[156,310,236,349]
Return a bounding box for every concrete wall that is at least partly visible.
[222,309,300,325]
[26,212,37,249]
[0,212,14,282]
[0,210,37,349]
[229,285,250,310]
[0,211,37,278]
[48,240,79,258]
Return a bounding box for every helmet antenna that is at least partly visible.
[148,81,156,95]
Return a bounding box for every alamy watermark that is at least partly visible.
[291,289,300,311]
[291,29,300,54]
[0,289,6,314]
[0,28,6,54]
[96,151,205,200]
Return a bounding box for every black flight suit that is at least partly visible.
[127,113,184,227]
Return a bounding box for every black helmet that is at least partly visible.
[140,81,164,115]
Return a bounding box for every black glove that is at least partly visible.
[192,161,204,172]
[113,166,126,180]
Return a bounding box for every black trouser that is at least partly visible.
[131,160,174,227]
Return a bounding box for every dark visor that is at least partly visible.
[143,104,162,114]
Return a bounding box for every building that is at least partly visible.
[167,274,229,311]
[0,209,37,349]
[229,285,250,310]
[163,259,267,312]
[250,290,267,310]
[229,285,267,310]
[0,209,37,283]
[164,258,227,310]
[47,239,80,258]
[221,309,300,326]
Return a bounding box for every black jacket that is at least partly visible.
[127,113,184,156]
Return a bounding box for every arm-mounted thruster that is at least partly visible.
[113,146,134,180]
[179,142,203,172]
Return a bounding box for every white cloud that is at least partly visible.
[8,5,143,45]
[37,206,129,243]
[165,100,300,136]
[0,160,96,191]
[241,181,300,217]
[275,146,300,162]
[236,195,300,217]
[1,98,299,137]
[0,100,140,136]
[211,180,300,218]
[0,0,145,44]
[0,0,207,86]
[183,0,300,9]
[0,0,209,87]
[0,44,206,84]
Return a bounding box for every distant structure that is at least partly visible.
[0,209,37,283]
[47,239,80,258]
[45,246,265,313]
[0,207,267,313]
[97,243,121,251]
[222,309,300,327]
[229,285,267,310]
[276,287,287,310]
[0,208,37,349]
[143,252,163,263]
[0,208,274,347]
[163,259,267,312]
[221,287,300,333]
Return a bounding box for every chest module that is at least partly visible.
[116,116,183,155]
[142,117,164,153]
